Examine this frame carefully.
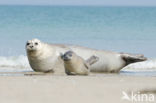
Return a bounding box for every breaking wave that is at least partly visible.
[0,55,30,69]
[0,55,156,73]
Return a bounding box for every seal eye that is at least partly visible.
[27,43,30,45]
[69,54,72,57]
[35,42,38,45]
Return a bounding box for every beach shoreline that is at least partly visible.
[0,72,155,103]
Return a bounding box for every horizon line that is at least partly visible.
[0,4,156,7]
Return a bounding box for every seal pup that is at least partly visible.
[26,39,147,73]
[61,51,99,75]
[26,39,69,75]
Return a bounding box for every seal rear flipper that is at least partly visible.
[86,55,99,65]
[120,53,147,65]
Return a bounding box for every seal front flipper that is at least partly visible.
[86,55,99,66]
[120,53,147,66]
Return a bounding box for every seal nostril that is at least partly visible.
[30,46,34,48]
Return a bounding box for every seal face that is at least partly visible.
[61,51,99,75]
[26,39,66,75]
[61,51,73,61]
[26,39,42,52]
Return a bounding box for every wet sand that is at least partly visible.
[0,72,156,103]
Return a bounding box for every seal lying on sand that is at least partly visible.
[26,39,68,75]
[61,51,99,75]
[26,39,147,73]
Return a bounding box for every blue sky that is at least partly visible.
[0,0,156,6]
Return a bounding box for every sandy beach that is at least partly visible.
[0,72,155,103]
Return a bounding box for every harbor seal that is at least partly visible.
[61,51,99,75]
[26,39,147,73]
[26,39,69,75]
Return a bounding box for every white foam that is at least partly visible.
[122,59,156,71]
[0,55,31,69]
[0,55,156,72]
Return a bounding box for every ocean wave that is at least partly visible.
[122,59,156,71]
[0,55,30,69]
[0,55,156,72]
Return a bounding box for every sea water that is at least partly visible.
[0,5,156,75]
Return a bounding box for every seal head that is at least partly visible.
[61,51,73,61]
[26,39,42,51]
